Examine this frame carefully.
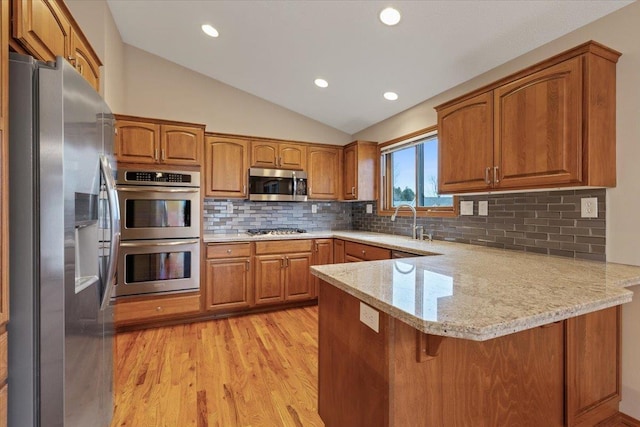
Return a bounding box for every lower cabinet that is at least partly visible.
[334,239,345,263]
[114,293,201,327]
[345,241,391,262]
[312,239,334,296]
[254,240,314,306]
[205,243,252,312]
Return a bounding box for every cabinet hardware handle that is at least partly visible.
[156,306,162,312]
[114,128,118,135]
[154,148,158,160]
[315,243,319,252]
[279,156,282,167]
[67,56,76,64]
[351,186,356,197]
[493,166,500,184]
[362,250,366,255]
[227,249,232,254]
[77,64,83,74]
[280,257,285,268]
[485,167,491,185]
[246,260,250,271]
[285,257,289,267]
[243,184,246,195]
[161,149,166,161]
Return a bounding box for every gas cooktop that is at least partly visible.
[246,228,307,236]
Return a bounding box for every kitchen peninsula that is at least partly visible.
[310,234,640,427]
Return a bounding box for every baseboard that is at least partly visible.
[620,412,640,427]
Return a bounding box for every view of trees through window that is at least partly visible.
[389,134,453,208]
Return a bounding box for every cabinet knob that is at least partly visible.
[362,250,366,255]
[156,306,162,312]
[227,249,232,254]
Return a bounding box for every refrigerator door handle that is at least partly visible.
[100,155,121,311]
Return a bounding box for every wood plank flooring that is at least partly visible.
[111,306,324,427]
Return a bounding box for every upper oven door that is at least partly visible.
[117,186,200,240]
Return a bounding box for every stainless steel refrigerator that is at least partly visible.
[8,53,120,427]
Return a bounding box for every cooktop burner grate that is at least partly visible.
[246,228,307,236]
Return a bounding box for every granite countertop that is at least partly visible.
[203,230,640,341]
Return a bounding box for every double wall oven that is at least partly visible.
[116,169,200,297]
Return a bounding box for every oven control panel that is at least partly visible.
[117,170,200,187]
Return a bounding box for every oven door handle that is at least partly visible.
[120,239,200,248]
[117,186,200,193]
[100,155,121,311]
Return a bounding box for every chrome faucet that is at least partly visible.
[390,203,422,240]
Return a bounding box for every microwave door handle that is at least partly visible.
[117,187,199,193]
[292,173,297,196]
[100,155,121,311]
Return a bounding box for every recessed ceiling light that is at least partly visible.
[314,78,329,88]
[201,24,219,38]
[384,91,398,101]
[379,7,401,26]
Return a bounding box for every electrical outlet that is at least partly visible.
[311,204,318,214]
[359,302,379,333]
[366,204,373,214]
[460,201,474,216]
[581,197,598,218]
[226,202,233,214]
[478,200,488,216]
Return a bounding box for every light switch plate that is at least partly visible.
[460,201,474,216]
[311,204,318,214]
[478,200,488,216]
[359,302,379,333]
[366,204,373,214]
[581,197,598,218]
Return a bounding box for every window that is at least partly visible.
[379,126,456,216]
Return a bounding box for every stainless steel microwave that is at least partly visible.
[248,168,308,201]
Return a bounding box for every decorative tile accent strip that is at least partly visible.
[203,200,353,234]
[351,189,607,261]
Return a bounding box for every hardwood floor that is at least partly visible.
[111,306,324,427]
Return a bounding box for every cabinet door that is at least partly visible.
[12,0,71,62]
[494,57,583,189]
[115,120,159,164]
[308,146,340,199]
[333,239,345,264]
[285,252,313,301]
[254,255,285,305]
[205,258,252,312]
[1,0,9,329]
[565,306,620,426]
[69,30,100,92]
[438,91,493,193]
[204,136,248,198]
[343,144,357,199]
[251,141,278,168]
[160,124,203,166]
[311,239,334,297]
[279,143,307,170]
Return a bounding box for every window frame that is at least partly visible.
[377,125,458,218]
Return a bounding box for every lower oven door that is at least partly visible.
[116,238,200,297]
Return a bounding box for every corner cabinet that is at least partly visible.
[10,0,102,92]
[437,41,620,194]
[250,140,307,170]
[115,115,205,167]
[343,140,377,201]
[204,134,249,198]
[311,239,333,297]
[308,146,341,200]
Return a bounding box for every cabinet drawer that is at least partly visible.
[206,243,251,259]
[255,239,313,255]
[115,293,201,325]
[345,241,391,261]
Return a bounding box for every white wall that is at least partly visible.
[354,1,640,418]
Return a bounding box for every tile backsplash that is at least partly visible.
[203,200,352,234]
[352,189,607,261]
[204,189,606,261]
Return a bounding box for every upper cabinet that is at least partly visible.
[11,0,102,92]
[251,140,307,170]
[437,41,620,194]
[205,134,249,198]
[308,146,341,200]
[343,140,377,201]
[115,115,205,167]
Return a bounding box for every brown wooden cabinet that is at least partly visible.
[345,241,391,262]
[114,293,201,328]
[343,140,377,201]
[333,239,345,263]
[11,0,102,92]
[308,146,341,200]
[437,42,620,194]
[254,240,314,305]
[205,243,252,312]
[115,115,204,166]
[204,134,249,198]
[311,239,333,297]
[251,140,306,170]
